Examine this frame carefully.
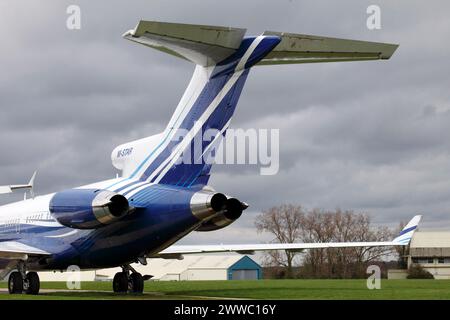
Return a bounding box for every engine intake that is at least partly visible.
[50,189,131,229]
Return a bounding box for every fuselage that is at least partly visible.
[0,178,203,271]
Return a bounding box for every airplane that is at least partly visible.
[0,20,417,295]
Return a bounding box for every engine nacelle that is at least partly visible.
[49,189,130,229]
[190,191,248,232]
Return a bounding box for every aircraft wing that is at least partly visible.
[0,241,50,259]
[156,215,421,259]
[0,241,51,280]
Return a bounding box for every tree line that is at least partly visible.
[255,205,400,279]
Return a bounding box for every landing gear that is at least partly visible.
[7,263,40,295]
[8,272,23,294]
[25,272,40,295]
[129,272,144,293]
[113,272,128,293]
[112,265,144,294]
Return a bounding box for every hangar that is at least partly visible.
[97,255,263,281]
[13,255,262,282]
[388,231,450,279]
[407,231,450,279]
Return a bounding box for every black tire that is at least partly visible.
[25,272,40,295]
[130,273,144,294]
[8,272,23,294]
[113,272,128,293]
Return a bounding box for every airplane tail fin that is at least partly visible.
[114,21,397,189]
[0,171,37,197]
[392,215,422,245]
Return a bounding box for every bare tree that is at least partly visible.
[301,209,394,278]
[255,205,395,278]
[394,220,408,268]
[255,204,304,277]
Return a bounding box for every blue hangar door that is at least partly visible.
[228,256,262,280]
[231,270,258,280]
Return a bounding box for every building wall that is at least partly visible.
[180,269,227,281]
[387,269,408,280]
[38,270,96,282]
[1,270,96,282]
[410,248,450,257]
[159,273,181,281]
[420,265,450,279]
[1,255,263,282]
[408,257,450,279]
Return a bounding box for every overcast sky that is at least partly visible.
[1,1,450,245]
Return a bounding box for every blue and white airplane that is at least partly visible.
[0,21,419,295]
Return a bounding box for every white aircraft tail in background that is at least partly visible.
[0,171,36,197]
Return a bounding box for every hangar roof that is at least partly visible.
[410,232,450,248]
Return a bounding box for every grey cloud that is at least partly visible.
[1,0,450,241]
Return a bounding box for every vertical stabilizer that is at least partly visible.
[112,21,397,191]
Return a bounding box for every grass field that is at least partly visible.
[1,279,450,300]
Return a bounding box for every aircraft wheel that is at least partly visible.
[113,272,128,293]
[130,272,144,294]
[8,272,23,294]
[25,272,40,295]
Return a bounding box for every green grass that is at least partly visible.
[1,279,450,300]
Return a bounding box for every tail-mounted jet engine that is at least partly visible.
[190,190,248,232]
[49,189,131,229]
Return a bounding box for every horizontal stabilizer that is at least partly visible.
[258,31,399,65]
[123,20,246,66]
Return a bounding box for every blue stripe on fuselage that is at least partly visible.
[159,69,250,186]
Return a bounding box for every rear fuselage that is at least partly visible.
[0,178,202,270]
